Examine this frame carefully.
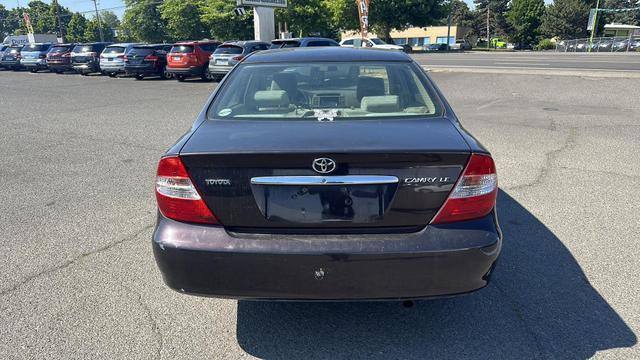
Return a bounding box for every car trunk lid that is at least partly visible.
[179,118,471,232]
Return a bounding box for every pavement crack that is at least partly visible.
[507,127,577,191]
[96,269,164,360]
[494,283,546,359]
[0,223,154,298]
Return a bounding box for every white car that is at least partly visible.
[340,38,404,51]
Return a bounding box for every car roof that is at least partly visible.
[223,40,268,46]
[106,43,140,47]
[244,47,411,64]
[75,42,113,45]
[173,40,221,45]
[272,37,335,42]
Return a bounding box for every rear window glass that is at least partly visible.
[9,47,21,53]
[129,47,155,55]
[72,45,95,53]
[270,42,282,49]
[49,46,71,53]
[22,44,50,52]
[170,45,194,53]
[214,45,243,55]
[200,43,219,52]
[282,41,300,48]
[103,46,126,54]
[208,62,442,121]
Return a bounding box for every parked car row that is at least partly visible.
[0,37,349,81]
[558,38,640,52]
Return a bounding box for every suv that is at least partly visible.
[208,41,269,81]
[270,37,339,49]
[0,44,9,67]
[0,45,24,70]
[124,44,173,80]
[100,43,140,77]
[18,43,53,72]
[71,42,112,75]
[451,39,473,50]
[167,40,221,81]
[46,44,76,73]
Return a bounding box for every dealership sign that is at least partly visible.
[237,0,287,8]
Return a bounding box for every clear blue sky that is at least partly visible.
[1,0,555,19]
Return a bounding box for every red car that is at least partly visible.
[166,40,220,81]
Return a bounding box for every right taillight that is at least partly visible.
[155,156,219,224]
[431,153,497,224]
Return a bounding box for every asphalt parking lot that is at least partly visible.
[1,64,639,359]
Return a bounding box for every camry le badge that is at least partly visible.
[312,158,336,174]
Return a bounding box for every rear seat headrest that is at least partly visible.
[361,95,400,113]
[254,90,290,108]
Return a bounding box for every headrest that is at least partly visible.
[361,95,400,113]
[254,90,290,108]
[271,72,298,91]
[357,76,386,101]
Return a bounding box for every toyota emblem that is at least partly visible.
[312,158,336,174]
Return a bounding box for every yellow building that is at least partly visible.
[342,26,474,50]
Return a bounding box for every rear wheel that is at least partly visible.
[135,74,145,80]
[176,75,186,82]
[80,72,88,76]
[30,68,38,73]
[108,72,117,78]
[201,72,212,82]
[160,67,170,80]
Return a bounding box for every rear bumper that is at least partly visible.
[167,65,206,76]
[72,63,100,73]
[1,60,21,68]
[47,63,73,71]
[21,59,46,68]
[153,211,502,300]
[100,63,125,73]
[125,65,160,75]
[208,64,233,76]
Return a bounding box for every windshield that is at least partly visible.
[22,44,49,52]
[214,45,243,54]
[370,38,385,45]
[208,62,441,121]
[49,46,70,53]
[170,45,194,53]
[103,46,126,54]
[72,45,95,53]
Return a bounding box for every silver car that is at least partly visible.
[19,43,53,72]
[208,41,269,81]
[99,43,140,77]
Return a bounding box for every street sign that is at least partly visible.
[237,0,287,8]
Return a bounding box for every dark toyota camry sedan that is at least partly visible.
[153,47,501,300]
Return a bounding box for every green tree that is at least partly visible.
[200,0,253,40]
[120,0,168,42]
[0,4,16,38]
[325,0,446,41]
[474,0,511,39]
[66,12,88,42]
[539,0,591,39]
[603,0,640,27]
[507,0,545,46]
[276,0,335,38]
[27,0,56,34]
[161,0,207,41]
[84,13,117,42]
[443,0,475,28]
[47,0,74,40]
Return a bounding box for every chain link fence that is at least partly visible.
[556,36,640,52]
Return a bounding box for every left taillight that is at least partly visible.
[430,153,498,224]
[155,156,219,224]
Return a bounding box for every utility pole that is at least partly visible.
[446,14,451,51]
[486,6,490,49]
[91,0,105,42]
[55,0,64,41]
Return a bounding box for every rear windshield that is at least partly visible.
[214,45,243,55]
[170,45,194,53]
[72,45,95,53]
[129,47,155,55]
[22,44,50,52]
[103,46,126,54]
[49,46,71,53]
[208,62,442,121]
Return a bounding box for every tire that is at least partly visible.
[108,72,117,78]
[80,72,88,76]
[201,73,211,82]
[160,67,170,80]
[30,68,38,73]
[176,75,186,82]
[135,74,144,80]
